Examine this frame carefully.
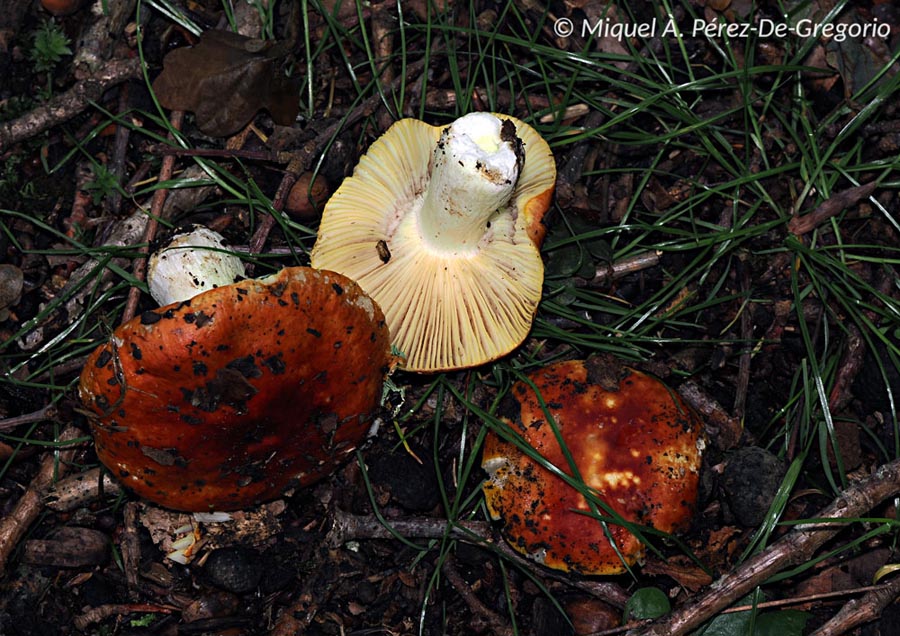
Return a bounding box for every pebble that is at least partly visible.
[202,546,263,594]
[0,264,24,321]
[722,446,786,527]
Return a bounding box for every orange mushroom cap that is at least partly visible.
[79,267,394,512]
[40,0,86,16]
[482,358,704,575]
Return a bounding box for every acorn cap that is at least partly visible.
[310,112,555,372]
[79,267,394,511]
[482,358,704,575]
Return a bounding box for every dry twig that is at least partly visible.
[827,270,892,413]
[121,110,185,324]
[122,502,142,598]
[443,557,514,636]
[0,425,83,575]
[0,58,142,150]
[246,155,304,264]
[326,509,630,609]
[678,380,743,450]
[103,83,134,217]
[788,182,878,235]
[810,575,900,636]
[586,251,662,287]
[628,457,900,636]
[73,603,179,632]
[0,403,57,432]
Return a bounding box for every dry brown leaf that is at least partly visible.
[152,29,299,137]
[642,556,715,592]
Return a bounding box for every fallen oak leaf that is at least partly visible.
[152,29,299,137]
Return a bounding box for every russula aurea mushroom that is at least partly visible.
[79,267,394,512]
[310,112,556,372]
[147,226,246,306]
[40,0,86,15]
[481,358,704,575]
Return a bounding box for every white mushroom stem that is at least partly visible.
[417,112,523,253]
[147,226,246,306]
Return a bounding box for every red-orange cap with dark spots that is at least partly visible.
[482,358,704,575]
[80,267,395,511]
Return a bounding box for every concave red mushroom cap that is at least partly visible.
[482,358,704,575]
[79,267,394,512]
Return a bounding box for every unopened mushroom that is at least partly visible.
[481,358,704,575]
[310,112,556,372]
[147,226,246,306]
[79,267,394,511]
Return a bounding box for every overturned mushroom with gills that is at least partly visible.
[482,358,705,575]
[311,112,556,373]
[79,267,395,512]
